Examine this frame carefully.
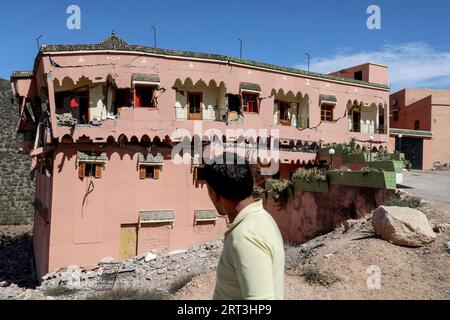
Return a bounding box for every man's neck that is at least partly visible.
[227,197,257,224]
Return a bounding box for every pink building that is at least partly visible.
[389,89,450,170]
[10,34,391,278]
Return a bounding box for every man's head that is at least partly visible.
[203,153,254,217]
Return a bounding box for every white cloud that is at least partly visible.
[295,42,450,92]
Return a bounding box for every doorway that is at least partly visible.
[396,137,424,170]
[188,92,203,120]
[352,110,361,132]
[119,225,138,259]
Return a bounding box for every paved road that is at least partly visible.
[401,171,450,204]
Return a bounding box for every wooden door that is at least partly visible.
[119,225,138,259]
[188,93,203,120]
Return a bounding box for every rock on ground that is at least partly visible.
[372,206,437,247]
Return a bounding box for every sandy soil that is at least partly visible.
[174,202,450,300]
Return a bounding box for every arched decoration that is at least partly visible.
[130,136,139,145]
[208,79,218,88]
[140,135,151,146]
[107,136,116,144]
[61,134,74,144]
[152,136,162,144]
[118,134,128,147]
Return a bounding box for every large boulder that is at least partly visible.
[372,206,436,247]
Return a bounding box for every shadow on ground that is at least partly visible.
[0,234,39,289]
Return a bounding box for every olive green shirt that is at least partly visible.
[213,200,285,300]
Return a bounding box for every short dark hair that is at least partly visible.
[203,153,254,201]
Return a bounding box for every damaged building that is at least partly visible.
[10,33,392,279]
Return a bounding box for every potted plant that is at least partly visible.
[292,168,329,193]
[265,179,293,203]
[327,167,397,190]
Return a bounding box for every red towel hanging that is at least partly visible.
[70,97,79,108]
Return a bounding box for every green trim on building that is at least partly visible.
[390,128,433,138]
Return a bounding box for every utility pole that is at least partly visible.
[238,38,243,59]
[36,35,43,51]
[305,52,310,72]
[151,26,157,48]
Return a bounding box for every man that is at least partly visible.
[203,153,285,300]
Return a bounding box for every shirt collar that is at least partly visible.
[225,200,263,238]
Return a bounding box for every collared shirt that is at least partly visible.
[213,200,285,300]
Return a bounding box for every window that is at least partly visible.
[321,104,334,122]
[78,163,103,179]
[354,71,363,81]
[391,99,399,107]
[242,93,259,113]
[393,111,399,122]
[139,166,161,180]
[278,102,291,126]
[135,85,156,108]
[414,120,420,131]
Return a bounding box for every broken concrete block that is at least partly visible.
[145,252,158,263]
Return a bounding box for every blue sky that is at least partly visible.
[1,0,449,91]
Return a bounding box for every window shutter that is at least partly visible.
[95,164,103,179]
[154,167,160,180]
[139,166,146,180]
[78,163,85,179]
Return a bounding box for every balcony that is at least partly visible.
[347,100,387,135]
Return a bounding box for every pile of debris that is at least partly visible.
[56,113,78,127]
[34,240,223,300]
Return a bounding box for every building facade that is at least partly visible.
[11,34,391,278]
[389,89,450,170]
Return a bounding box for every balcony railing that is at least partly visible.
[349,125,386,135]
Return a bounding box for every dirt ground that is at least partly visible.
[174,201,450,300]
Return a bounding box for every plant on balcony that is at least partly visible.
[265,179,293,204]
[252,185,267,203]
[342,152,371,164]
[368,160,404,173]
[327,168,397,190]
[292,168,329,193]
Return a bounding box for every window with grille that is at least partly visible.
[321,104,334,122]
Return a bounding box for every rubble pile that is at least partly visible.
[0,240,223,300]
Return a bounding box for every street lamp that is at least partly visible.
[329,148,336,170]
[398,134,403,153]
[369,136,374,162]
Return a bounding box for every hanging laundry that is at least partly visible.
[70,97,79,108]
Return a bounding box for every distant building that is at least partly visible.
[389,89,450,170]
[10,33,391,278]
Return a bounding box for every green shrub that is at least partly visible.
[292,168,327,183]
[265,179,292,202]
[384,196,421,208]
[302,267,339,287]
[44,286,80,297]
